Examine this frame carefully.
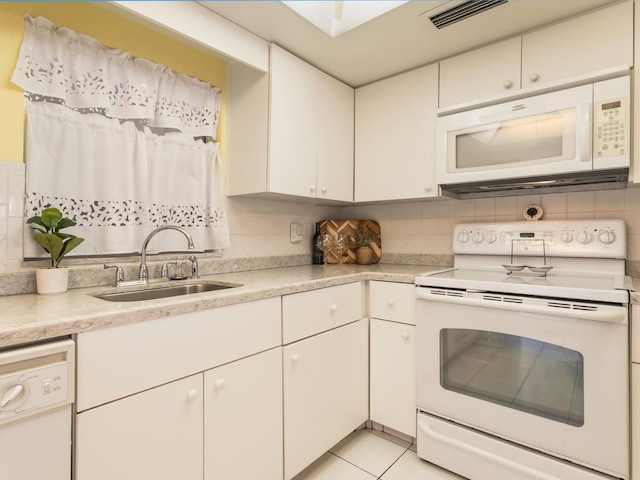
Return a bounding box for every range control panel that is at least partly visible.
[453,219,626,258]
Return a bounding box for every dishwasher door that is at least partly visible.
[0,338,75,480]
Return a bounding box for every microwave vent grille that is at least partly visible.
[429,0,508,29]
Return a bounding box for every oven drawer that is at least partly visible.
[417,412,616,480]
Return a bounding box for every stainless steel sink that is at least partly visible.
[93,282,241,302]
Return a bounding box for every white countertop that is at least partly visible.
[0,264,434,349]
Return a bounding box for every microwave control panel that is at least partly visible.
[594,97,628,158]
[593,75,630,161]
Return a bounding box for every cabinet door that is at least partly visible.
[522,1,632,88]
[269,44,318,198]
[317,69,354,202]
[204,348,282,480]
[283,318,368,480]
[439,37,521,108]
[370,319,416,437]
[355,63,439,202]
[75,374,203,480]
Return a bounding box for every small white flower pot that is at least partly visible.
[36,267,69,294]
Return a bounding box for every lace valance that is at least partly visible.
[12,15,221,138]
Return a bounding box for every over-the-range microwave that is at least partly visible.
[436,75,630,198]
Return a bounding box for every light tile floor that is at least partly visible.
[293,429,466,480]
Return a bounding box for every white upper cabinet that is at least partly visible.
[317,69,355,202]
[439,37,521,108]
[270,45,354,202]
[355,63,439,202]
[228,44,354,203]
[522,1,632,88]
[439,1,633,108]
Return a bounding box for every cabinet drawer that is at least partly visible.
[283,282,363,344]
[77,297,281,411]
[370,281,416,325]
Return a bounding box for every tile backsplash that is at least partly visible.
[2,159,639,276]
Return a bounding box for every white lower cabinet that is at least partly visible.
[283,318,369,480]
[370,318,416,437]
[75,374,204,480]
[75,298,282,480]
[204,347,283,480]
[368,281,416,438]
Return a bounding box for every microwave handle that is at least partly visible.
[577,102,592,163]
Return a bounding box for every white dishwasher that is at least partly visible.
[0,338,75,480]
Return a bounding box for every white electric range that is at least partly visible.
[415,219,631,480]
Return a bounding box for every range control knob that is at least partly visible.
[457,230,470,243]
[576,230,593,244]
[560,230,574,243]
[598,229,616,244]
[471,231,485,244]
[485,231,497,244]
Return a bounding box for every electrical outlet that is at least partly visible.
[290,222,304,243]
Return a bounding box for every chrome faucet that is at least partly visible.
[139,225,195,283]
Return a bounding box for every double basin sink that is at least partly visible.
[94,281,241,302]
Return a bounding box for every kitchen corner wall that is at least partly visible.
[340,188,640,263]
[2,153,639,274]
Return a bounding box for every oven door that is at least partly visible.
[415,289,628,478]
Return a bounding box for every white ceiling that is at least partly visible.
[198,0,618,87]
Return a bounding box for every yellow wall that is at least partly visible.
[0,2,227,163]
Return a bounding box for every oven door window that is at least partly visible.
[440,329,584,427]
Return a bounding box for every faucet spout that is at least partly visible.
[139,225,195,283]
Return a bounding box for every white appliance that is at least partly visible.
[415,219,630,480]
[436,75,630,197]
[0,338,75,480]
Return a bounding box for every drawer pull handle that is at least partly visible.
[329,304,337,313]
[291,354,300,364]
[214,379,226,389]
[387,299,395,307]
[186,388,199,401]
[402,332,410,341]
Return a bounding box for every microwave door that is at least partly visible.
[437,86,593,186]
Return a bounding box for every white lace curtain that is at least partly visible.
[12,15,221,137]
[13,15,229,257]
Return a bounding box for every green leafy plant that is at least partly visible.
[353,224,374,248]
[27,207,84,268]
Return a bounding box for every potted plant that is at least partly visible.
[27,207,84,294]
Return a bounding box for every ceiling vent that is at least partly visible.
[429,0,508,29]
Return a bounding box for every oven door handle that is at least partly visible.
[417,293,626,324]
[418,418,563,480]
